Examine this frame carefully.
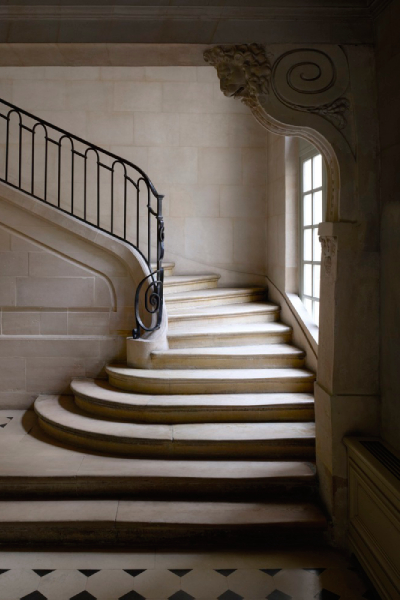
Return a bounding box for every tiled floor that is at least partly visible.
[0,550,381,600]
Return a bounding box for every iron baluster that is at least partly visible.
[0,96,164,339]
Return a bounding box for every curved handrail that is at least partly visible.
[0,97,160,197]
[0,97,164,339]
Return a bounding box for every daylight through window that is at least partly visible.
[300,151,325,326]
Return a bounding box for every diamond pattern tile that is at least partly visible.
[267,590,292,600]
[119,591,146,600]
[20,592,47,600]
[70,592,97,600]
[218,590,243,600]
[0,416,13,429]
[0,563,383,599]
[124,570,146,578]
[168,591,195,600]
[169,569,192,577]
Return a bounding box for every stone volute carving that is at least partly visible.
[319,236,338,279]
[204,43,354,222]
[204,44,350,129]
[270,48,350,130]
[203,44,272,109]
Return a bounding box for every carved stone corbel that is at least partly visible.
[204,44,351,130]
[203,43,272,109]
[319,236,338,280]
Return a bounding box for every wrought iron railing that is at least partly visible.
[0,97,164,339]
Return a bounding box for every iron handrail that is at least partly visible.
[0,97,164,339]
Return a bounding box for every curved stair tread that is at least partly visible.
[106,365,315,395]
[150,344,306,370]
[168,302,279,318]
[35,396,173,442]
[106,365,315,383]
[35,397,315,449]
[152,344,305,359]
[165,286,266,304]
[164,274,220,294]
[71,379,314,409]
[164,274,220,286]
[167,322,292,337]
[71,379,314,422]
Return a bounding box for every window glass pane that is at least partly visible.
[313,190,323,225]
[313,154,322,188]
[313,300,320,326]
[303,193,312,226]
[313,264,321,298]
[313,228,321,261]
[303,264,312,296]
[304,229,312,261]
[304,297,313,315]
[303,159,312,192]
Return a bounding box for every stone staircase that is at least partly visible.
[29,263,327,546]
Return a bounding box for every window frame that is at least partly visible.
[299,145,326,327]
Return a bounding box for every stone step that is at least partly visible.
[165,286,266,309]
[71,379,315,423]
[168,302,280,328]
[151,344,305,370]
[164,274,220,294]
[151,261,175,276]
[106,365,315,395]
[34,396,316,458]
[0,498,327,545]
[167,322,292,348]
[0,438,317,499]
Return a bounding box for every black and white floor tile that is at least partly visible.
[0,565,381,600]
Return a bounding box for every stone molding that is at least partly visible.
[319,236,338,279]
[0,3,389,21]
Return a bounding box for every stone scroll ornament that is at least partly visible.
[203,44,350,130]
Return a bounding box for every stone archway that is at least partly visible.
[204,43,380,546]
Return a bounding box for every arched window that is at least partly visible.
[299,141,326,326]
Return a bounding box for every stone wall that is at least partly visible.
[376,0,400,453]
[0,181,153,409]
[0,66,268,286]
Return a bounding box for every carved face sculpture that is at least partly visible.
[203,44,271,105]
[216,55,248,98]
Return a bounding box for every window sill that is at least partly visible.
[286,292,319,353]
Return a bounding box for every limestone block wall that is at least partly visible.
[0,182,151,409]
[0,228,127,408]
[376,0,400,453]
[0,66,268,286]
